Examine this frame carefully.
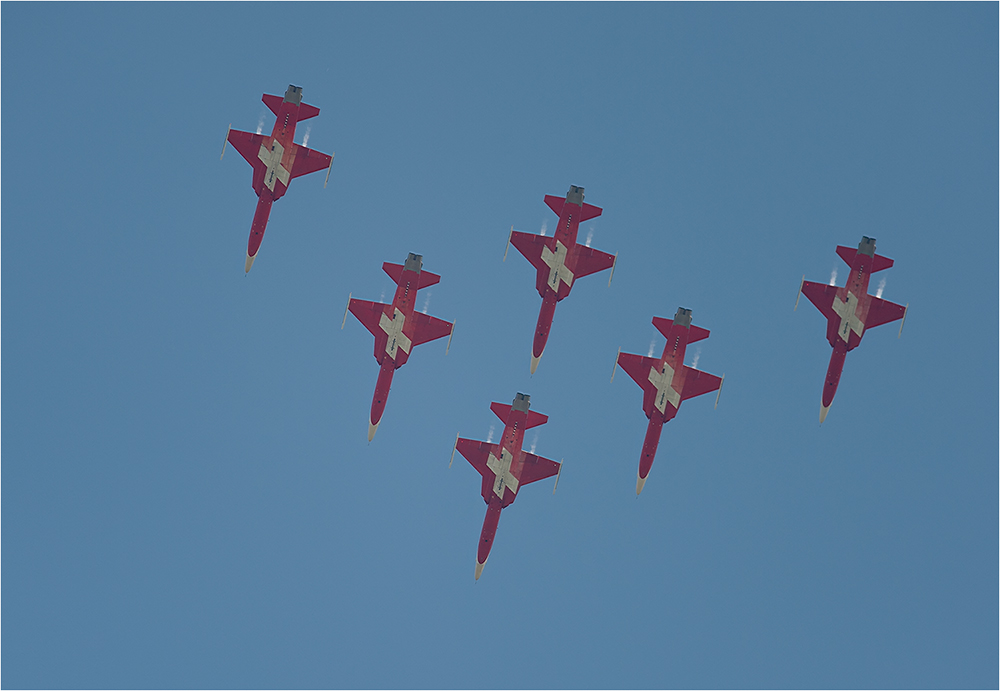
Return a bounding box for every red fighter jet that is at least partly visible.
[505,185,617,374]
[797,236,908,423]
[450,393,563,580]
[222,85,334,273]
[613,308,724,495]
[343,253,455,441]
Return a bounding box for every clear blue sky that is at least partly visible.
[3,3,996,688]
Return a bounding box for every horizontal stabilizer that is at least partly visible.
[543,194,603,222]
[296,102,321,121]
[262,94,283,116]
[382,262,441,290]
[263,93,322,122]
[544,194,565,217]
[836,245,894,272]
[489,402,548,429]
[652,317,710,342]
[688,325,711,344]
[580,202,603,222]
[871,253,894,272]
[651,316,673,339]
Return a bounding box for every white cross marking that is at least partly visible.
[379,308,412,359]
[258,140,291,192]
[648,362,681,414]
[832,291,864,343]
[541,241,574,292]
[487,447,519,501]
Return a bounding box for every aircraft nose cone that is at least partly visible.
[819,404,831,424]
[245,253,256,274]
[530,354,541,375]
[475,558,487,581]
[368,421,380,442]
[636,473,647,496]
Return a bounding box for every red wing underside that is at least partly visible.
[456,438,499,477]
[572,245,616,279]
[410,312,453,347]
[617,352,659,389]
[617,351,661,416]
[518,453,560,486]
[227,129,268,183]
[348,298,391,338]
[290,144,332,180]
[680,366,723,401]
[865,296,906,329]
[801,280,841,322]
[510,231,556,273]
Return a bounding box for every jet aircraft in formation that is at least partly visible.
[451,394,562,580]
[613,308,724,495]
[343,253,455,441]
[797,236,907,423]
[220,88,911,580]
[223,85,334,273]
[506,186,618,374]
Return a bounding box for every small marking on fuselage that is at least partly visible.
[541,240,574,292]
[648,362,681,414]
[487,447,519,500]
[379,308,412,359]
[832,291,864,342]
[258,140,291,192]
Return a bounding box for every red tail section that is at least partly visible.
[296,103,321,121]
[544,195,565,217]
[262,93,321,122]
[652,317,710,343]
[836,246,894,272]
[489,402,548,429]
[381,262,441,290]
[544,194,603,222]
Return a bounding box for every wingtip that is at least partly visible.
[245,253,256,274]
[636,473,647,496]
[475,558,486,581]
[819,404,830,424]
[530,354,541,375]
[368,421,380,442]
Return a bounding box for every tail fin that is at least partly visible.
[381,262,441,290]
[262,93,321,122]
[836,246,894,272]
[489,402,548,429]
